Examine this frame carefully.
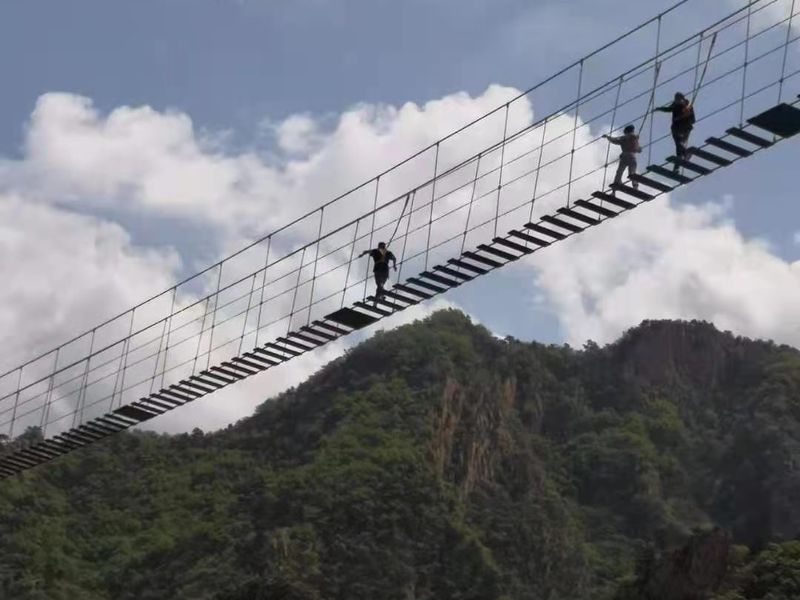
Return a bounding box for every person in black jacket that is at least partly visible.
[656,92,696,171]
[359,242,396,301]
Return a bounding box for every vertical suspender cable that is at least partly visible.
[255,236,271,348]
[341,220,360,309]
[114,309,136,408]
[206,264,224,370]
[40,349,59,435]
[648,16,662,166]
[495,104,510,237]
[779,0,797,102]
[566,60,584,209]
[397,192,416,282]
[529,118,548,223]
[238,275,258,356]
[692,32,717,104]
[287,247,306,334]
[9,368,22,439]
[425,144,440,271]
[462,155,483,255]
[159,288,177,389]
[741,2,753,126]
[363,178,380,301]
[307,207,325,326]
[73,328,96,428]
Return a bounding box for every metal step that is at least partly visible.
[462,251,502,268]
[393,283,433,299]
[508,229,550,246]
[647,164,693,184]
[557,207,598,225]
[383,289,420,304]
[726,127,772,147]
[591,191,635,210]
[493,237,534,255]
[300,325,336,342]
[312,320,350,336]
[366,296,405,311]
[688,146,732,166]
[420,270,460,287]
[525,222,566,240]
[354,301,392,317]
[666,156,711,175]
[748,103,800,137]
[629,173,673,193]
[541,214,582,233]
[477,244,518,262]
[324,307,378,329]
[433,265,473,281]
[706,136,752,157]
[447,258,487,274]
[575,199,618,218]
[407,277,447,293]
[609,183,655,201]
[288,331,324,347]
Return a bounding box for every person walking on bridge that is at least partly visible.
[656,92,696,171]
[603,124,641,189]
[359,242,397,302]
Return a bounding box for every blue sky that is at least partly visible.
[1,0,800,431]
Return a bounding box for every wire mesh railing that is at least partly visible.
[0,0,797,445]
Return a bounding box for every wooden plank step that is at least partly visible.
[525,222,566,240]
[407,277,447,293]
[629,173,673,193]
[324,307,378,329]
[557,207,599,225]
[393,283,432,299]
[433,265,473,281]
[688,146,732,166]
[591,191,636,210]
[610,183,655,201]
[508,229,550,246]
[462,251,502,268]
[477,244,518,262]
[647,164,692,184]
[312,320,350,336]
[726,127,772,147]
[666,156,711,175]
[447,258,487,274]
[382,289,420,304]
[541,214,582,233]
[366,296,405,311]
[493,237,534,255]
[575,199,617,218]
[354,301,392,317]
[706,136,752,157]
[420,270,460,287]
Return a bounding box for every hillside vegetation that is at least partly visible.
[1,310,800,599]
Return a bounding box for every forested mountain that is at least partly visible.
[1,310,799,599]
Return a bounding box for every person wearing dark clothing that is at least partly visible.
[359,242,397,300]
[656,92,696,171]
[603,124,642,189]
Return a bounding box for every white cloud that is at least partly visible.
[533,195,800,348]
[2,80,799,438]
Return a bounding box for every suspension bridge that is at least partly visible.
[1,0,799,479]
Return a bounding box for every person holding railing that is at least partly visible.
[359,242,397,302]
[603,124,642,189]
[656,92,696,170]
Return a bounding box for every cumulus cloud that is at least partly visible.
[1,79,799,437]
[533,196,800,348]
